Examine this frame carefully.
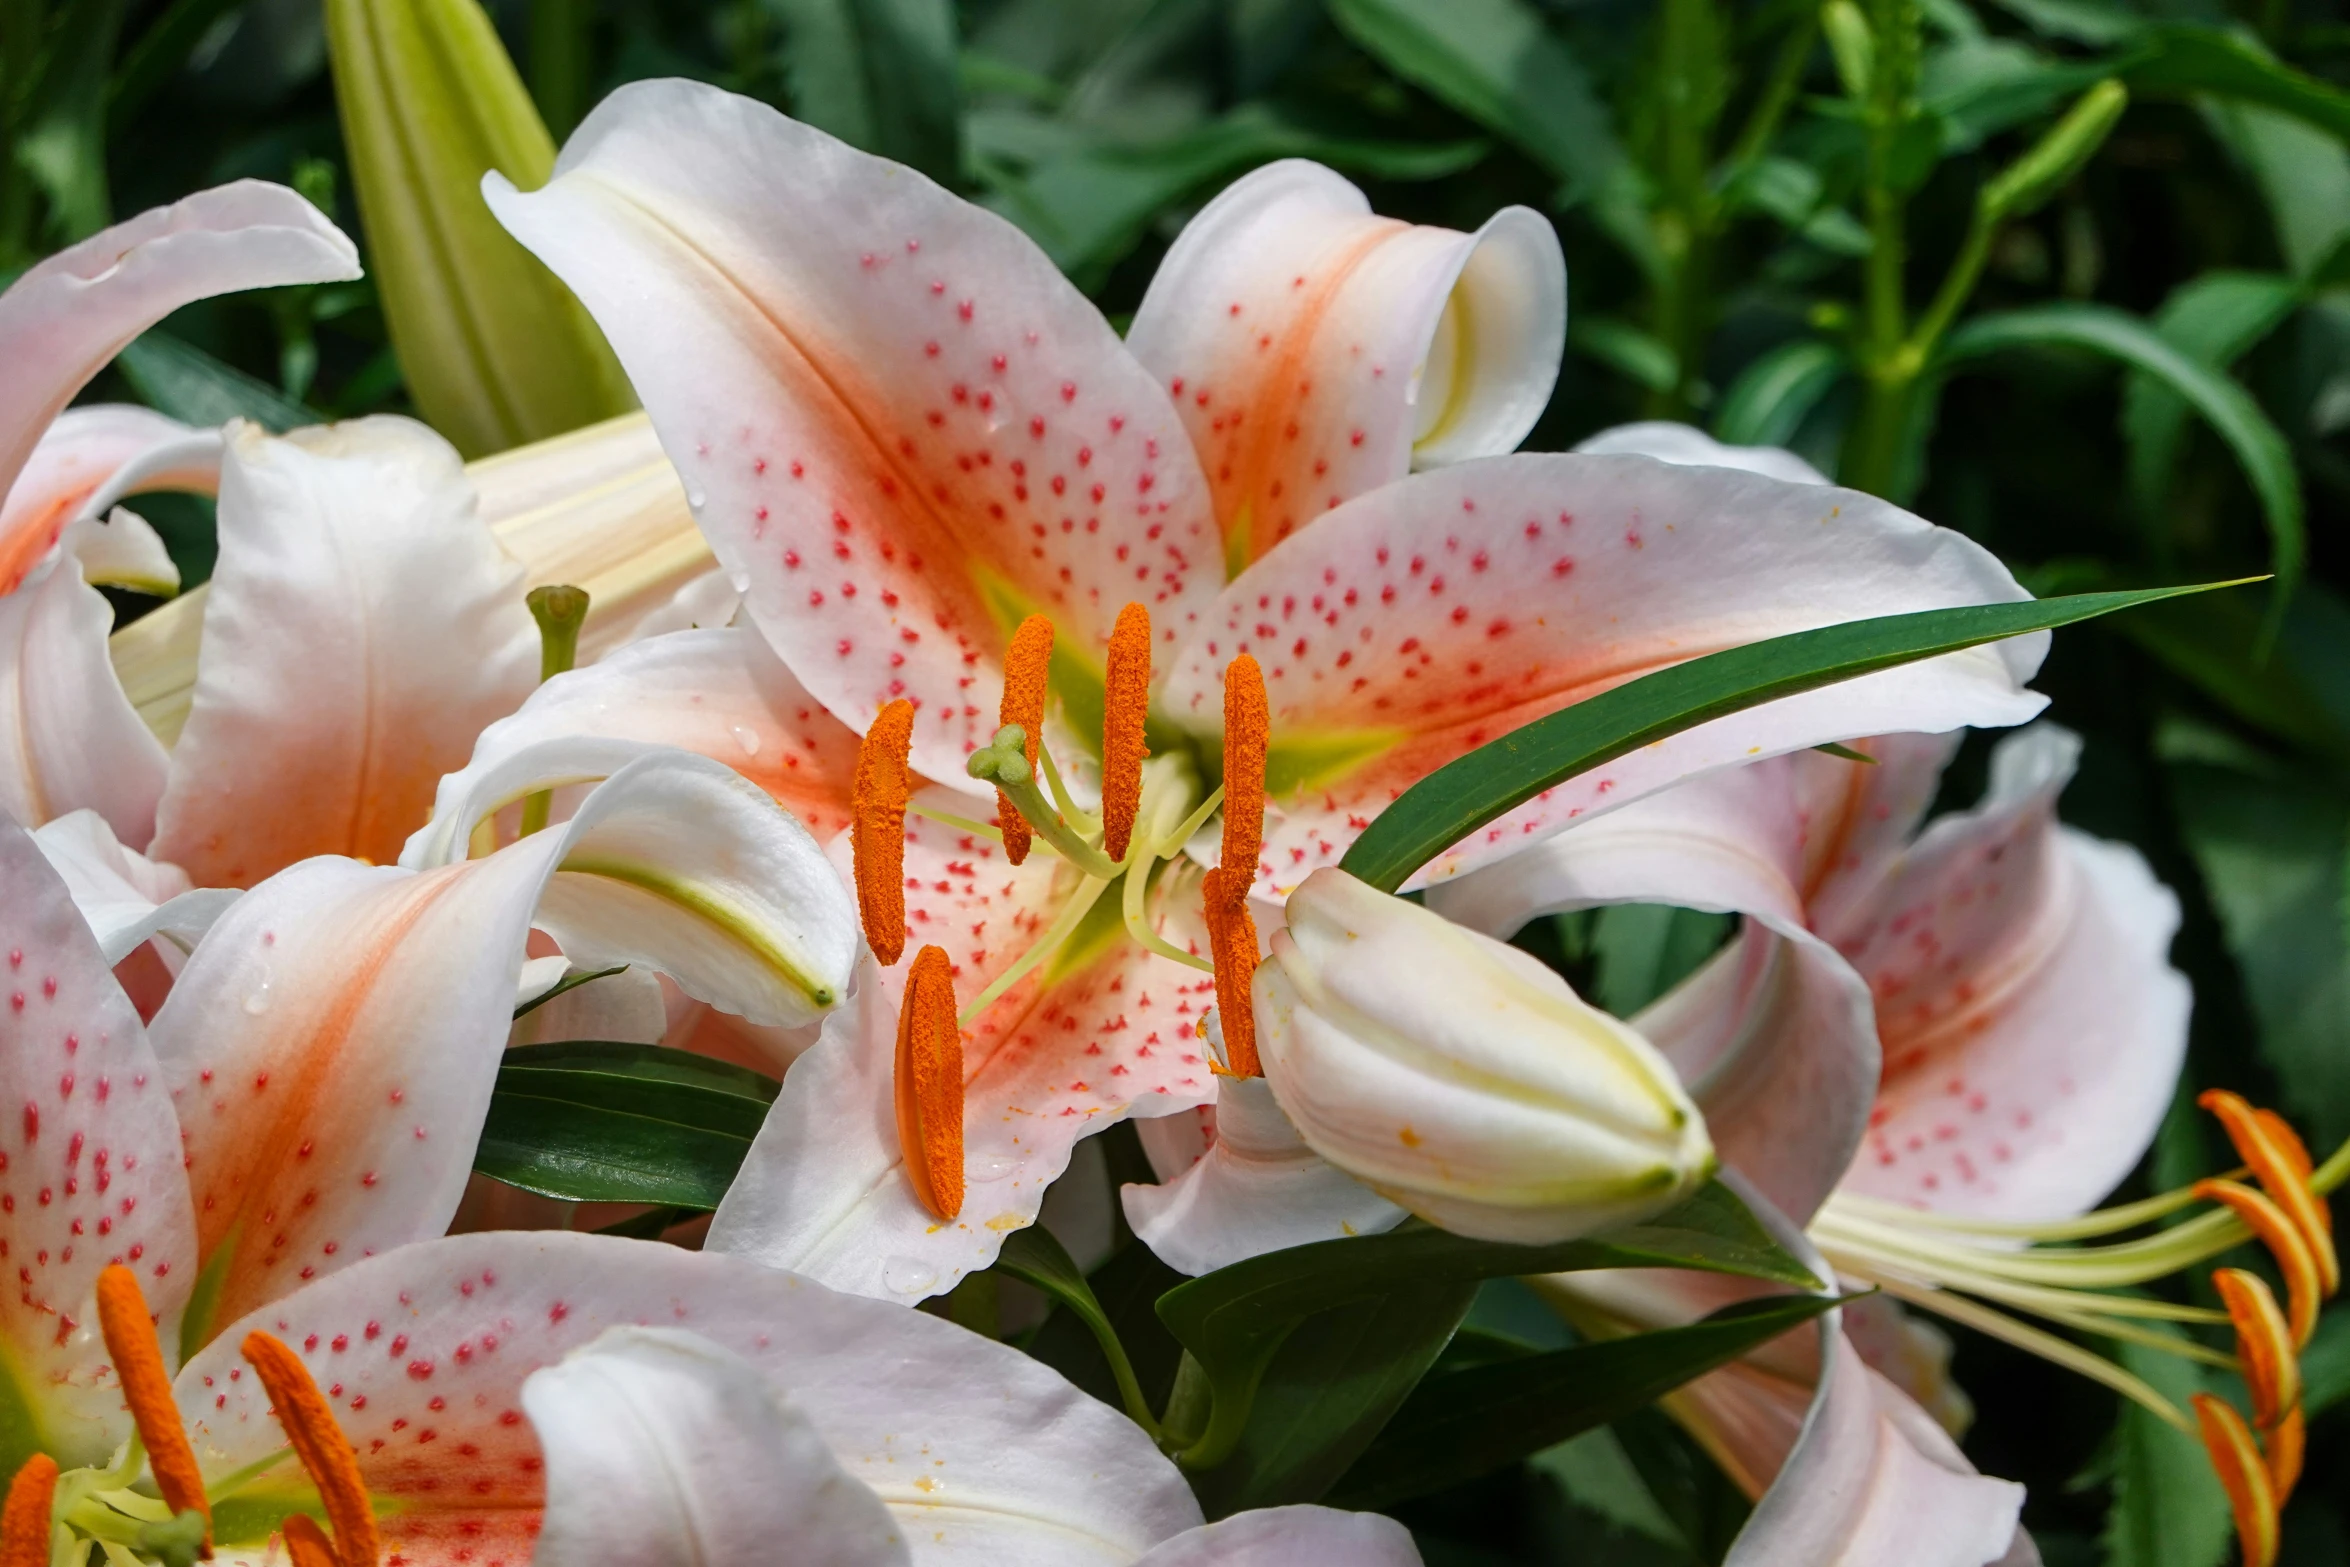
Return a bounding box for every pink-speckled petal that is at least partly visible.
[1836,727,2188,1221]
[404,626,862,867]
[1127,160,1562,567]
[1161,454,2046,898]
[0,525,170,847]
[486,80,1219,784]
[181,1232,1203,1566]
[0,181,356,586]
[0,817,200,1469]
[152,754,856,1347]
[709,802,1219,1301]
[150,418,538,889]
[0,406,214,594]
[1572,421,1830,486]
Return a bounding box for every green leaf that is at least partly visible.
[510,964,629,1021]
[1922,35,2109,154]
[1569,316,1679,396]
[1713,338,1847,448]
[324,0,634,456]
[993,1226,1160,1434]
[2098,1328,2232,1567]
[1326,0,1656,277]
[2161,722,2350,1149]
[1988,0,2144,48]
[762,0,962,184]
[1154,1182,1816,1471]
[107,0,249,130]
[2121,272,2303,518]
[2305,1308,2350,1418]
[1941,306,2301,625]
[13,0,126,241]
[1339,581,2242,895]
[115,331,320,431]
[2126,25,2350,145]
[2119,582,2350,765]
[1588,904,1733,1018]
[1329,1292,1843,1509]
[1020,1237,1189,1420]
[1185,1281,1476,1518]
[472,1041,779,1208]
[2203,101,2350,283]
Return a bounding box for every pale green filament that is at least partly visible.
[959,873,1114,1027]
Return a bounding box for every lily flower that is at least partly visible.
[451,78,2054,1300]
[6,415,541,887]
[0,1224,1422,1565]
[0,181,359,592]
[0,738,853,1449]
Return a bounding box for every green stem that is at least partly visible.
[1721,10,1818,176]
[528,0,591,139]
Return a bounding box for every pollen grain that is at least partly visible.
[854,700,917,965]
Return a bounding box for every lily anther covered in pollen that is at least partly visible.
[1807,1089,2341,1566]
[1,1266,381,1567]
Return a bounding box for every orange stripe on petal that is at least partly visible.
[1100,603,1152,862]
[280,1514,340,1567]
[2203,1091,2338,1293]
[2213,1267,2300,1425]
[1202,866,1260,1078]
[1219,653,1267,884]
[853,700,916,966]
[895,945,965,1221]
[242,1331,381,1567]
[2195,1394,2280,1567]
[996,615,1054,866]
[2196,1180,2323,1347]
[96,1264,210,1544]
[0,1455,55,1567]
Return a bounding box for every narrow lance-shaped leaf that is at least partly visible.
[324,0,633,456]
[1340,580,2247,893]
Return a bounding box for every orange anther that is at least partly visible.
[2194,1393,2279,1567]
[2196,1180,2323,1346]
[2214,1268,2300,1425]
[1202,866,1260,1078]
[2203,1091,2337,1292]
[852,700,916,966]
[996,615,1054,866]
[1219,653,1267,886]
[96,1264,210,1552]
[281,1514,339,1567]
[0,1454,56,1567]
[2267,1404,2306,1503]
[242,1331,381,1567]
[895,945,965,1221]
[1100,603,1152,863]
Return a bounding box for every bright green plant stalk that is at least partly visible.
[324,0,634,457]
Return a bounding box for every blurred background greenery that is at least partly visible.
[11,0,2350,1559]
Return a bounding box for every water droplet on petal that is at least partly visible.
[731,725,762,757]
[243,976,272,1016]
[687,489,708,510]
[728,569,751,594]
[882,1256,938,1296]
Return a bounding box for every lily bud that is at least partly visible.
[1257,868,1714,1244]
[324,0,634,456]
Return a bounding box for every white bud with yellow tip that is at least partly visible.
[1257,868,1715,1244]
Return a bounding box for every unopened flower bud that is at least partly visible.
[1257,869,1714,1244]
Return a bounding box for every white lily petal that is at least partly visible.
[150,417,538,888]
[516,954,573,1007]
[1121,1073,1406,1276]
[72,507,180,596]
[68,427,226,532]
[513,964,671,1048]
[1573,421,1831,486]
[0,407,206,593]
[0,181,357,555]
[524,1325,909,1567]
[1131,1506,1425,1566]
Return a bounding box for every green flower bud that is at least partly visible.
[1981,80,2129,223]
[325,0,634,456]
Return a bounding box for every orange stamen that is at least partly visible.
[2197,1179,2325,1346]
[2267,1405,2306,1502]
[852,700,916,966]
[1202,866,1260,1078]
[281,1514,340,1567]
[96,1264,210,1551]
[1100,603,1152,863]
[996,615,1054,865]
[2194,1394,2279,1567]
[1219,653,1267,885]
[242,1331,381,1567]
[894,945,965,1221]
[2203,1091,2338,1292]
[0,1455,55,1567]
[2213,1268,2301,1426]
